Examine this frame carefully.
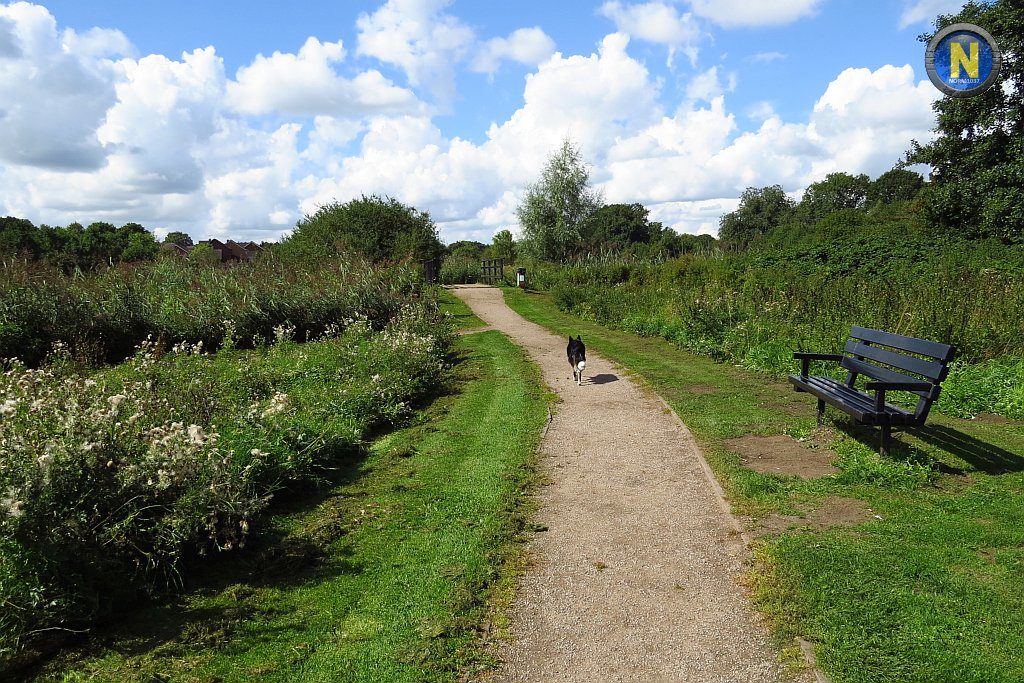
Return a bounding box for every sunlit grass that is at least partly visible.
[36,329,549,682]
[504,287,1024,682]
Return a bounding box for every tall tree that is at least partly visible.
[582,203,657,251]
[163,231,193,247]
[718,185,795,247]
[491,229,516,262]
[867,168,925,205]
[0,216,40,257]
[799,173,871,222]
[517,138,603,261]
[906,0,1024,242]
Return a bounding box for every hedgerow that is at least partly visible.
[0,301,452,660]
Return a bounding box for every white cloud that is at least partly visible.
[599,63,938,219]
[227,37,420,116]
[598,1,701,65]
[0,2,125,170]
[0,4,942,245]
[472,27,556,75]
[746,100,776,121]
[355,0,474,104]
[305,33,663,241]
[685,66,736,102]
[649,198,740,236]
[807,64,939,177]
[898,0,965,29]
[687,0,821,27]
[749,51,785,63]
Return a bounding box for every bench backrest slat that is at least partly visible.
[840,356,938,399]
[850,326,956,362]
[844,340,950,382]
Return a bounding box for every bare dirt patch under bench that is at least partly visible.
[750,497,874,539]
[727,435,838,479]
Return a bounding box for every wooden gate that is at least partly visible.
[480,258,504,285]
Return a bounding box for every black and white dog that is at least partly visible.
[566,335,586,386]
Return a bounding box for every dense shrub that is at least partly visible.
[0,254,421,366]
[0,302,452,659]
[279,195,444,263]
[440,254,481,284]
[527,236,1024,418]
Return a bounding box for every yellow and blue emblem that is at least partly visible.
[925,23,1002,97]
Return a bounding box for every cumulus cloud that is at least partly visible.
[227,37,420,116]
[746,100,776,121]
[600,63,937,220]
[685,66,736,102]
[472,27,556,75]
[355,0,474,104]
[0,3,941,244]
[598,1,701,65]
[898,0,965,29]
[687,0,821,27]
[0,2,125,170]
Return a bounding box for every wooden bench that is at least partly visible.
[789,326,956,454]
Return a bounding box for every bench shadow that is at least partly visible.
[588,373,619,385]
[907,424,1024,474]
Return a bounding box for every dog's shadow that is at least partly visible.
[586,373,619,385]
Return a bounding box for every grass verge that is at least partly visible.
[504,287,1024,683]
[436,287,486,330]
[34,328,548,682]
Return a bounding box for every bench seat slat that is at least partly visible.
[789,375,916,425]
[851,326,955,361]
[844,340,948,381]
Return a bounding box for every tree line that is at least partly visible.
[0,218,161,270]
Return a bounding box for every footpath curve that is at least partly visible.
[451,284,802,683]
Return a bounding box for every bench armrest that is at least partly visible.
[793,352,843,378]
[866,380,933,413]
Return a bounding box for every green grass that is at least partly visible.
[436,287,486,330]
[503,287,1024,683]
[35,329,548,682]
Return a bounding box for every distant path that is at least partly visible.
[451,285,799,683]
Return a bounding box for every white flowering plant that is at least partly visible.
[0,299,453,658]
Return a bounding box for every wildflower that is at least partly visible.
[0,399,16,417]
[108,394,127,409]
[37,450,54,471]
[187,424,206,445]
[1,489,23,519]
[250,448,268,458]
[261,392,290,418]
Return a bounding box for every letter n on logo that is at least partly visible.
[950,41,979,79]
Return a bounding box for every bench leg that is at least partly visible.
[879,425,891,456]
[816,399,825,426]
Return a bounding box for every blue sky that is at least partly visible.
[0,0,966,242]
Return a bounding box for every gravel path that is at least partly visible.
[451,285,802,683]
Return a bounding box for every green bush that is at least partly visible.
[528,236,1024,418]
[0,301,453,659]
[0,255,421,367]
[439,254,481,284]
